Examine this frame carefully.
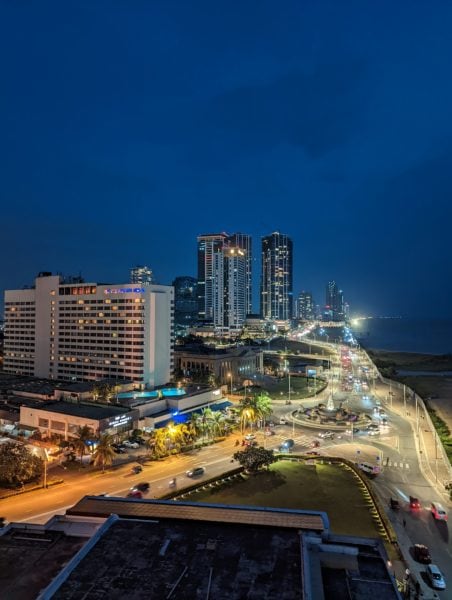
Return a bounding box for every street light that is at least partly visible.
[227,372,233,396]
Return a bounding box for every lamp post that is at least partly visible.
[228,372,233,396]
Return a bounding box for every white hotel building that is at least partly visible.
[3,273,174,387]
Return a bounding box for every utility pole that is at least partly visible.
[403,385,406,415]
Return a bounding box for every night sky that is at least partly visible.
[2,1,452,317]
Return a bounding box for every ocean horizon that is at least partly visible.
[350,317,452,355]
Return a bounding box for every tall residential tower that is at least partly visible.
[260,232,293,321]
[197,232,252,332]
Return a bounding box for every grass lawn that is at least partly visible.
[242,377,326,401]
[191,460,380,539]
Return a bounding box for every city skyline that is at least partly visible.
[2,1,452,317]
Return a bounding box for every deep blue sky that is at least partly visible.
[2,0,452,317]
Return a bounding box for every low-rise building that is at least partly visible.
[174,345,263,386]
[19,400,139,440]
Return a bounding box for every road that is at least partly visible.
[1,340,450,596]
[1,441,238,524]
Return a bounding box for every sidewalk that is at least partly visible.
[389,514,442,600]
[374,379,451,505]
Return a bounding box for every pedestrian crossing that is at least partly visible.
[385,460,410,469]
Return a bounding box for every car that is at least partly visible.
[409,496,421,509]
[113,446,127,454]
[123,440,140,449]
[305,450,320,456]
[431,502,448,521]
[279,418,287,425]
[426,564,446,590]
[318,431,332,439]
[134,482,150,492]
[367,430,380,436]
[186,467,205,478]
[244,434,256,441]
[131,465,143,474]
[127,490,143,499]
[367,424,379,430]
[389,497,400,510]
[413,544,431,564]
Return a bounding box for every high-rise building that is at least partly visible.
[325,281,345,321]
[172,276,198,329]
[227,233,252,316]
[130,265,153,285]
[297,291,314,320]
[197,232,251,332]
[260,232,293,321]
[224,247,247,331]
[3,273,173,387]
[197,233,228,326]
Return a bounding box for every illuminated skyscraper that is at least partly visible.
[326,281,345,321]
[227,233,252,316]
[260,232,293,321]
[197,233,228,325]
[297,291,314,320]
[197,232,250,332]
[130,265,153,285]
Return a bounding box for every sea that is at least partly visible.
[351,318,452,355]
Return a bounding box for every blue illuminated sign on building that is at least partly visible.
[104,288,145,294]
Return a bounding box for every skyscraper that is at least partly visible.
[224,246,247,331]
[325,281,345,321]
[260,232,293,321]
[227,233,252,316]
[172,276,198,329]
[297,291,314,320]
[197,232,251,332]
[197,233,228,326]
[130,265,153,285]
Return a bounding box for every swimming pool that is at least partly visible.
[117,387,186,400]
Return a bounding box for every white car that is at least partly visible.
[244,434,256,441]
[318,431,333,439]
[123,440,139,449]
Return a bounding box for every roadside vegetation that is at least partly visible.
[0,442,43,486]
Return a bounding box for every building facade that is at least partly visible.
[260,232,293,321]
[130,265,153,285]
[174,346,263,385]
[325,280,345,321]
[3,273,173,387]
[172,276,198,330]
[197,232,251,333]
[223,247,247,331]
[227,232,252,316]
[19,401,139,440]
[297,291,315,320]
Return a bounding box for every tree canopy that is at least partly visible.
[233,445,277,473]
[0,442,43,485]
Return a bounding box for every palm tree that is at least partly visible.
[210,411,226,437]
[238,392,273,433]
[188,413,204,440]
[254,392,273,423]
[72,425,92,463]
[238,397,257,433]
[147,428,168,458]
[200,407,214,439]
[92,434,115,473]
